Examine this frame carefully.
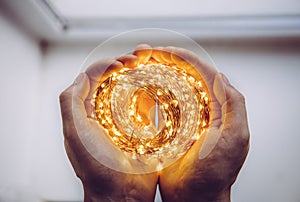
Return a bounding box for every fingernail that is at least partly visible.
[221,73,230,86]
[74,73,84,85]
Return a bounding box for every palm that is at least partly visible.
[60,44,249,202]
[159,73,250,202]
[64,117,158,201]
[60,67,158,201]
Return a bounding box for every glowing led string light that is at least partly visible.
[91,61,210,160]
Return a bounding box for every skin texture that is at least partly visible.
[59,44,249,202]
[60,73,158,202]
[159,74,250,202]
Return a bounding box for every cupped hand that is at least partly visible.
[60,44,249,202]
[158,50,250,202]
[59,45,159,202]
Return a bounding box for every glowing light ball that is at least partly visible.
[72,29,222,174]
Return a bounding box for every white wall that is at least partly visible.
[0,10,41,202]
[1,8,300,201]
[32,44,90,201]
[51,0,300,18]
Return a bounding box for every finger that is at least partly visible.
[59,73,90,140]
[86,59,123,94]
[133,44,152,64]
[198,73,249,159]
[168,47,218,115]
[86,58,115,83]
[60,84,75,131]
[220,73,250,143]
[209,73,225,128]
[152,47,172,65]
[213,73,227,105]
[116,54,139,68]
[169,47,217,84]
[85,59,123,115]
[60,75,133,170]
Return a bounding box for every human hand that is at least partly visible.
[60,44,249,202]
[59,46,159,202]
[158,50,250,202]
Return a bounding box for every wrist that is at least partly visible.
[82,182,155,202]
[83,185,111,202]
[83,187,130,202]
[161,187,231,202]
[197,188,231,202]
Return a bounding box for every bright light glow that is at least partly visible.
[91,61,210,160]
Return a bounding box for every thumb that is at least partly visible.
[221,73,249,142]
[198,73,249,159]
[212,72,249,133]
[59,73,90,139]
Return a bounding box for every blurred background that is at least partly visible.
[0,0,300,201]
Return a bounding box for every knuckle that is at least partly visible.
[233,88,245,102]
[59,89,72,105]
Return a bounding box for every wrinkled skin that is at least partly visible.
[59,44,249,202]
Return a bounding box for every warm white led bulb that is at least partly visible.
[91,63,210,161]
